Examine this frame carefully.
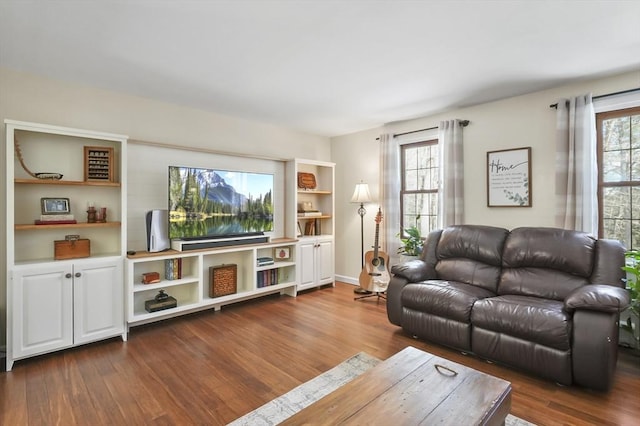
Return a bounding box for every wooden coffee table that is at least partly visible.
[281,346,512,425]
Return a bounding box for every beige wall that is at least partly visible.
[2,66,640,348]
[332,70,640,283]
[0,67,331,348]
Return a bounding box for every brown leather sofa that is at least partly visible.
[387,225,629,391]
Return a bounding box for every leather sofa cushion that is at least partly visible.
[471,295,571,351]
[435,225,509,292]
[499,227,595,299]
[502,227,595,276]
[402,281,496,323]
[499,267,587,301]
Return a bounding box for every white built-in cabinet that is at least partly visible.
[12,258,123,360]
[286,159,335,290]
[4,119,127,371]
[4,119,336,367]
[298,237,334,291]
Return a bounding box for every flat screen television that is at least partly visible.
[168,166,274,240]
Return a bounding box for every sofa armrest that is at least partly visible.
[390,259,431,282]
[564,284,630,313]
[386,276,411,326]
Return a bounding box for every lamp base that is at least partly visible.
[353,286,372,295]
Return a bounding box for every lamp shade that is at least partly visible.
[350,182,372,203]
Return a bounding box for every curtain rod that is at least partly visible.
[376,119,470,140]
[549,87,640,109]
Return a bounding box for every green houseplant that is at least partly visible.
[621,250,640,349]
[397,226,424,257]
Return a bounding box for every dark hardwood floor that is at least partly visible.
[1,282,639,425]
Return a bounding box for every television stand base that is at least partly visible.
[171,235,270,251]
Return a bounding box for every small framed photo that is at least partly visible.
[274,247,291,261]
[41,197,71,215]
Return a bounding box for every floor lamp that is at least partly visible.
[351,182,372,294]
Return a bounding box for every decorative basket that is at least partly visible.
[297,172,317,189]
[209,264,237,298]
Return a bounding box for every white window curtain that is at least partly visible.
[438,120,465,227]
[555,93,598,235]
[380,133,401,263]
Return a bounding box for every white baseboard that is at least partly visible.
[335,275,358,286]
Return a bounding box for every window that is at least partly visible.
[596,106,640,249]
[400,140,438,236]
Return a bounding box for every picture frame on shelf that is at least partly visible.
[274,247,290,261]
[41,197,71,215]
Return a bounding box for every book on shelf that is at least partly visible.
[257,256,274,266]
[40,214,75,221]
[257,268,280,288]
[304,220,316,235]
[165,258,183,280]
[297,210,322,217]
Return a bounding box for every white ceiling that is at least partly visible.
[1,1,639,137]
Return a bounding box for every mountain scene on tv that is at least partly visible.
[169,167,273,239]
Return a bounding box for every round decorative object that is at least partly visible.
[155,289,169,302]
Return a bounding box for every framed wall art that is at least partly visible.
[487,147,531,207]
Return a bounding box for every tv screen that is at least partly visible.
[168,166,274,240]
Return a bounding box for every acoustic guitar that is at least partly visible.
[358,208,390,292]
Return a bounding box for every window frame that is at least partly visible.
[595,105,640,249]
[399,139,439,236]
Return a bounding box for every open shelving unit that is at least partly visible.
[286,159,335,291]
[126,238,298,326]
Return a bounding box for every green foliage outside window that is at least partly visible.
[621,250,640,347]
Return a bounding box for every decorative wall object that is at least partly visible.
[487,147,531,207]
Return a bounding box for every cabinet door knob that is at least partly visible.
[75,272,82,278]
[65,273,72,279]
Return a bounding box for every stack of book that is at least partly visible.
[34,214,77,225]
[257,256,274,267]
[297,209,322,218]
[165,258,183,280]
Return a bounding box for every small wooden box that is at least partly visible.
[54,239,90,260]
[209,264,237,298]
[142,272,160,284]
[84,146,114,182]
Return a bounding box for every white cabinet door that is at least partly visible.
[298,240,316,288]
[316,239,334,285]
[298,238,334,289]
[12,264,74,358]
[74,259,124,344]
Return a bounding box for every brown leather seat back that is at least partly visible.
[434,225,509,293]
[499,227,595,300]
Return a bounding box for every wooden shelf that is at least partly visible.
[15,178,120,187]
[297,215,331,220]
[15,222,121,231]
[297,189,331,195]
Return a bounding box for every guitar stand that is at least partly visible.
[354,291,386,302]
